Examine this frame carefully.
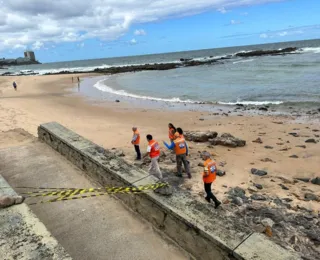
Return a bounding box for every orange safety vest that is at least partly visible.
[149,140,160,158]
[132,130,140,145]
[173,137,187,155]
[168,128,175,140]
[202,159,217,183]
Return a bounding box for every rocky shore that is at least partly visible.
[1,47,298,76]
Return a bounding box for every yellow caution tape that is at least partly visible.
[24,183,168,198]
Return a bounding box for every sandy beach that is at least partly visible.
[0,74,319,211]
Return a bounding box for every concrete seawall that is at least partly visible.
[38,122,299,260]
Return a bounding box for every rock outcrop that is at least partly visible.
[209,133,246,147]
[184,131,218,142]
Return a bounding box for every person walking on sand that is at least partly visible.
[201,151,221,208]
[168,123,176,141]
[144,135,162,179]
[177,127,190,165]
[131,127,141,160]
[12,81,17,91]
[163,132,191,178]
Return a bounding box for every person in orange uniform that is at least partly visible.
[144,134,163,179]
[131,127,141,160]
[168,123,176,141]
[201,151,221,208]
[164,132,191,178]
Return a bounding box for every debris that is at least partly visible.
[296,145,306,148]
[304,193,319,202]
[251,194,267,201]
[279,184,289,190]
[264,146,273,149]
[252,137,263,144]
[254,184,263,190]
[289,155,299,158]
[305,139,317,143]
[294,178,310,183]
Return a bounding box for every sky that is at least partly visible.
[0,0,319,63]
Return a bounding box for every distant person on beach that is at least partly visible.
[77,77,80,82]
[201,151,221,208]
[144,134,162,179]
[168,123,176,141]
[163,132,191,178]
[131,127,141,160]
[12,81,17,91]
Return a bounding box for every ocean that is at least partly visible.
[2,39,320,108]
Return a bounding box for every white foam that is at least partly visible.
[93,78,197,103]
[301,47,320,54]
[233,59,255,64]
[218,100,284,105]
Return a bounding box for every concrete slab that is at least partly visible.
[234,233,298,260]
[0,175,71,260]
[0,137,188,260]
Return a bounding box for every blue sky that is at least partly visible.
[1,0,319,62]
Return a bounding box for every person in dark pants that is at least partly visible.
[131,127,141,160]
[13,81,17,91]
[201,151,221,208]
[163,132,191,178]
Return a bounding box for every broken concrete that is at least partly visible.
[0,175,72,260]
[37,122,299,260]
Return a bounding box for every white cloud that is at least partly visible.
[217,7,227,14]
[260,33,268,38]
[130,38,137,45]
[0,0,287,52]
[32,41,44,50]
[278,31,288,36]
[78,42,85,48]
[134,29,146,36]
[230,19,241,25]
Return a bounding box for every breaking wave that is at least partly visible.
[93,78,197,103]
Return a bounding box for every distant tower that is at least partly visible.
[24,50,36,61]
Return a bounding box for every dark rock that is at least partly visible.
[305,139,316,143]
[228,187,247,200]
[251,194,267,201]
[283,198,293,202]
[279,184,289,190]
[209,133,246,147]
[216,170,226,177]
[289,155,299,158]
[252,137,263,144]
[311,177,320,185]
[264,145,273,149]
[236,104,244,107]
[296,145,306,148]
[304,193,319,201]
[295,177,310,183]
[305,230,320,243]
[235,47,297,57]
[279,147,291,151]
[115,100,120,102]
[251,168,268,176]
[312,129,319,132]
[273,198,283,205]
[259,107,268,111]
[261,158,274,163]
[184,131,218,142]
[232,197,244,206]
[289,132,299,137]
[153,185,173,196]
[254,184,263,190]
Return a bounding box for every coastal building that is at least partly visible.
[0,51,40,67]
[24,51,36,61]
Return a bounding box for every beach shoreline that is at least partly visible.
[1,73,319,258]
